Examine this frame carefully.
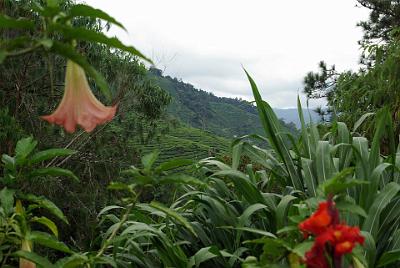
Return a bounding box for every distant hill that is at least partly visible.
[149,68,317,137]
[275,108,320,128]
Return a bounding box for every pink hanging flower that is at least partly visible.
[42,60,117,133]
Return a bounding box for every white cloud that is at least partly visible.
[84,0,370,107]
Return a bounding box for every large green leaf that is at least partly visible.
[238,203,269,228]
[28,231,72,253]
[55,254,89,268]
[297,96,314,159]
[30,148,76,164]
[158,174,206,187]
[68,4,126,30]
[276,195,297,229]
[155,158,193,172]
[362,182,400,239]
[315,141,334,183]
[369,107,395,173]
[220,226,276,238]
[353,112,374,133]
[50,24,152,63]
[149,201,196,236]
[244,69,303,191]
[20,194,68,223]
[301,158,317,197]
[377,249,400,267]
[30,216,59,237]
[336,201,367,218]
[0,15,34,29]
[292,241,313,259]
[213,170,265,205]
[188,246,220,268]
[1,154,16,171]
[360,231,376,267]
[319,168,364,195]
[29,167,79,182]
[12,251,55,268]
[0,187,14,215]
[141,150,159,170]
[15,136,37,164]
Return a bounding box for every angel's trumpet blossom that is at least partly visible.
[42,60,117,133]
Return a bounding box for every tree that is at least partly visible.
[303,0,400,137]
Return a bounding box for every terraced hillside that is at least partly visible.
[130,125,230,164]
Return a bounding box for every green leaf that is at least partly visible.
[360,231,376,267]
[1,154,16,170]
[20,194,68,224]
[221,226,276,238]
[12,251,55,268]
[276,195,297,229]
[15,137,37,164]
[377,249,400,267]
[141,151,159,170]
[362,182,400,239]
[30,149,76,164]
[55,254,88,268]
[336,201,367,218]
[0,187,14,215]
[155,158,193,172]
[0,15,34,29]
[292,241,313,258]
[28,231,72,253]
[30,216,59,237]
[149,201,196,236]
[50,41,111,100]
[50,24,152,63]
[302,158,317,197]
[29,167,79,182]
[315,141,334,183]
[97,205,123,217]
[158,174,206,187]
[213,170,266,206]
[188,246,220,268]
[277,225,298,235]
[244,69,303,191]
[69,4,126,30]
[353,112,374,133]
[238,203,269,227]
[92,256,118,267]
[319,168,365,195]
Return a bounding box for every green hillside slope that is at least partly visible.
[148,68,298,138]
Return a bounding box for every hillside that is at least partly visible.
[148,68,316,136]
[131,125,230,164]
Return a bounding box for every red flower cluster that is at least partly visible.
[299,198,364,268]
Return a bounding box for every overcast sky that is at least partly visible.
[85,0,370,108]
